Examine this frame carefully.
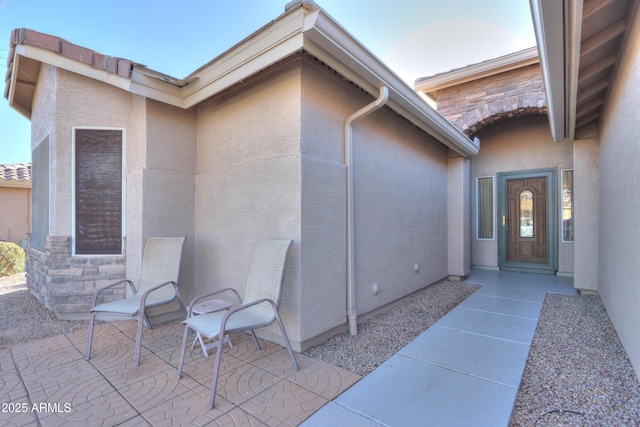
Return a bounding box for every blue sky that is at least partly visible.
[0,0,536,164]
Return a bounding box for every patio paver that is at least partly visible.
[0,319,360,426]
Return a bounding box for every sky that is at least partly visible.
[0,0,536,164]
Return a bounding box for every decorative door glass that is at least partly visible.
[520,190,533,237]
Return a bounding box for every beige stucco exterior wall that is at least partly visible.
[448,157,471,278]
[351,96,449,320]
[0,186,30,244]
[471,116,574,273]
[299,58,450,346]
[573,138,599,291]
[193,56,455,350]
[194,59,302,346]
[299,60,348,344]
[28,67,194,319]
[139,100,197,314]
[596,6,640,377]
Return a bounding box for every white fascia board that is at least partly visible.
[565,0,583,142]
[414,47,540,93]
[530,0,566,142]
[178,8,307,108]
[129,67,185,108]
[302,10,478,156]
[16,45,132,92]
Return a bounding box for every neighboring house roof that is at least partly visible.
[3,0,479,157]
[530,0,637,141]
[0,163,32,188]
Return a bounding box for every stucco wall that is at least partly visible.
[194,59,302,345]
[299,58,450,345]
[597,7,640,377]
[573,138,599,291]
[0,186,30,244]
[139,100,197,313]
[471,116,574,273]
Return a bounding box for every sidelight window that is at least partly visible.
[476,176,494,239]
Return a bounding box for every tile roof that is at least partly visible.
[0,163,32,182]
[8,28,134,80]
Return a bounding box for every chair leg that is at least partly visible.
[134,311,145,365]
[85,311,96,361]
[209,332,226,409]
[274,310,299,370]
[250,330,261,350]
[177,324,190,379]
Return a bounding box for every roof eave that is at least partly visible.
[530,0,579,142]
[301,9,478,156]
[7,3,477,156]
[414,47,540,94]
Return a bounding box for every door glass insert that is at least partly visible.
[520,190,533,237]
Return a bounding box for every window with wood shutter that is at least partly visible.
[73,128,124,255]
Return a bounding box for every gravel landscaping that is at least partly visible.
[0,273,88,347]
[510,293,640,426]
[1,272,638,426]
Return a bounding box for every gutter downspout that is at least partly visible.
[344,85,389,335]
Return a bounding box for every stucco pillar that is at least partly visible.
[448,156,471,279]
[573,137,599,291]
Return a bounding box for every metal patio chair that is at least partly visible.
[85,236,187,365]
[177,238,299,408]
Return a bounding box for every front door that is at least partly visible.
[498,169,557,274]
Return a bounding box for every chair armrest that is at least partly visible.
[90,279,135,309]
[219,298,277,335]
[138,280,179,312]
[186,288,242,317]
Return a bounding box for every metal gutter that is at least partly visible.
[530,0,567,142]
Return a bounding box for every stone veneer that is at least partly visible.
[26,235,126,320]
[427,64,547,138]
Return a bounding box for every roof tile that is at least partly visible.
[0,163,32,182]
[60,40,94,66]
[19,28,61,53]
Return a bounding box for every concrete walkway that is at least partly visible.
[302,268,576,426]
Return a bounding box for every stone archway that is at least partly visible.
[420,63,548,139]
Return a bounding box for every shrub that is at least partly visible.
[0,241,26,277]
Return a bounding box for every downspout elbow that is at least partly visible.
[344,86,389,336]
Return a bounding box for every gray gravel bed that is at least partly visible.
[303,279,480,376]
[510,293,640,427]
[0,273,88,347]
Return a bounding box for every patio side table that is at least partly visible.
[190,299,233,357]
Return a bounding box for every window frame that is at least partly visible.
[476,176,495,240]
[71,126,126,256]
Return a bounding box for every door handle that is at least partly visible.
[502,216,506,226]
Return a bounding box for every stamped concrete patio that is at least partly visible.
[0,319,360,426]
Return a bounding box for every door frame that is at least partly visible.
[497,168,558,274]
